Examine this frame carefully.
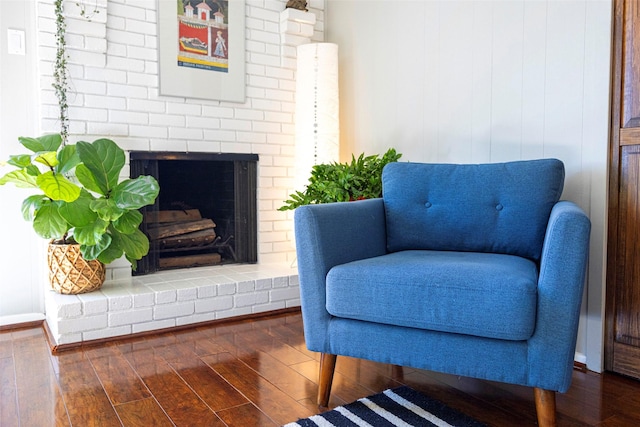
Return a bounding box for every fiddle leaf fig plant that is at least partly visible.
[0,133,159,269]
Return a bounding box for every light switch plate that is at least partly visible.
[7,29,25,56]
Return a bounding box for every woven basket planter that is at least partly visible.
[48,242,105,295]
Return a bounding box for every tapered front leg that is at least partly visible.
[317,353,337,407]
[534,388,557,427]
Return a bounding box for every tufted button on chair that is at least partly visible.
[294,159,591,427]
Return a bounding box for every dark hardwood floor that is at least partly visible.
[1,310,639,426]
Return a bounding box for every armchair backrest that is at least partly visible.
[382,159,565,261]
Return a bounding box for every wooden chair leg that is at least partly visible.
[534,388,557,427]
[317,353,337,407]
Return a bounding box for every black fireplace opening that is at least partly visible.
[130,151,258,275]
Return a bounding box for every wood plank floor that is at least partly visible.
[1,311,639,426]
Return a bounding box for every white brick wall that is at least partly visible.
[35,0,326,279]
[45,263,300,346]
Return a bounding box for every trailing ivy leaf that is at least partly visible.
[80,233,112,261]
[75,163,103,195]
[113,176,160,210]
[36,171,81,202]
[19,134,62,153]
[90,198,125,222]
[73,218,109,246]
[76,138,125,195]
[33,151,59,168]
[58,190,97,227]
[33,202,69,239]
[56,145,80,174]
[0,169,38,188]
[22,194,48,221]
[113,210,143,234]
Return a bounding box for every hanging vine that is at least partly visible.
[53,0,70,144]
[77,0,100,21]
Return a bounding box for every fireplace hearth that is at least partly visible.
[130,151,258,275]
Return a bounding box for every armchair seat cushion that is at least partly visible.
[326,250,539,341]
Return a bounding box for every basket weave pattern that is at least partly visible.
[48,243,105,294]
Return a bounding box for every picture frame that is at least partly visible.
[157,0,246,103]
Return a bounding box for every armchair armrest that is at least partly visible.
[529,201,591,391]
[294,198,387,350]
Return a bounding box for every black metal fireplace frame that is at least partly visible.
[130,151,258,275]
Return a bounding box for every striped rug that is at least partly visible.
[283,386,487,427]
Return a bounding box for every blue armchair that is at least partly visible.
[294,159,590,426]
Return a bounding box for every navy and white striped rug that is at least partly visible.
[284,386,487,427]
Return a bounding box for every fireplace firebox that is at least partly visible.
[130,151,258,275]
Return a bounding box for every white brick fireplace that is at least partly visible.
[45,263,299,347]
[35,0,322,345]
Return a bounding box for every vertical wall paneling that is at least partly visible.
[582,0,613,372]
[395,1,426,160]
[543,0,587,198]
[438,2,474,162]
[470,1,494,163]
[371,7,398,152]
[521,1,548,160]
[332,0,356,160]
[490,0,525,161]
[422,1,441,162]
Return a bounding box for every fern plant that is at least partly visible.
[279,148,402,211]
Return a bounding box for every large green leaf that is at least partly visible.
[58,191,97,227]
[19,134,62,153]
[0,169,38,188]
[7,154,32,168]
[25,165,40,177]
[126,253,140,271]
[33,151,59,168]
[95,236,123,265]
[114,228,149,261]
[56,145,80,174]
[90,198,125,222]
[80,233,112,261]
[22,195,48,221]
[33,202,69,239]
[73,218,109,246]
[36,171,81,202]
[75,163,103,195]
[113,210,143,234]
[113,176,159,210]
[76,139,125,195]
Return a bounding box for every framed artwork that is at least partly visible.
[158,0,246,103]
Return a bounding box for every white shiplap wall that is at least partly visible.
[326,0,612,371]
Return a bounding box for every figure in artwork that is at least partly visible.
[214,30,227,57]
[177,0,230,73]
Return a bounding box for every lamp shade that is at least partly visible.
[295,43,339,190]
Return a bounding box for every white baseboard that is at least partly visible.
[574,351,587,365]
[0,312,45,327]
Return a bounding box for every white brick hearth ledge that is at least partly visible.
[44,263,299,349]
